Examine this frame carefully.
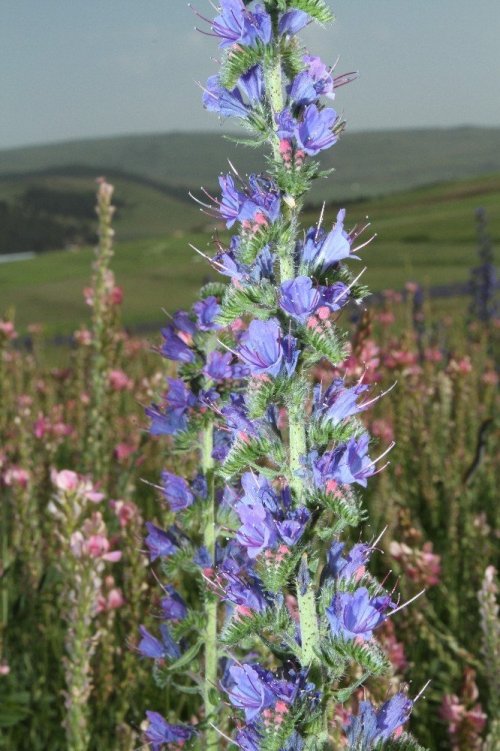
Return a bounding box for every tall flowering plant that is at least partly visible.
[141,2,427,750]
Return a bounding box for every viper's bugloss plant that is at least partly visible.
[141,2,427,749]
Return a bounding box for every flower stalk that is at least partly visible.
[140,2,427,749]
[86,179,120,482]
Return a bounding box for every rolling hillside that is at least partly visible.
[2,126,500,204]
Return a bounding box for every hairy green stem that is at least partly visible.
[202,425,218,750]
[265,29,322,675]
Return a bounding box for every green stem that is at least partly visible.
[202,425,218,750]
[265,19,325,742]
[264,39,284,161]
[265,28,324,733]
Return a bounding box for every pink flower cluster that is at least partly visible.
[70,511,121,563]
[52,469,104,503]
[0,320,17,342]
[84,269,123,308]
[389,541,441,588]
[440,669,487,751]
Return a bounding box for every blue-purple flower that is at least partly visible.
[161,471,194,512]
[203,66,264,120]
[301,209,358,273]
[236,501,278,559]
[145,377,196,436]
[220,558,268,613]
[295,104,338,155]
[222,396,261,441]
[238,65,265,105]
[172,310,197,336]
[193,296,221,331]
[203,350,233,381]
[278,9,310,36]
[144,523,178,562]
[237,318,284,378]
[160,324,195,363]
[345,694,413,746]
[144,711,194,751]
[311,434,378,488]
[160,586,188,621]
[214,173,281,229]
[326,587,394,641]
[217,174,247,228]
[313,378,370,426]
[318,281,351,311]
[279,276,321,323]
[240,174,281,226]
[376,693,414,740]
[275,107,296,139]
[235,724,263,751]
[226,664,276,721]
[138,624,181,660]
[327,541,371,581]
[235,473,310,557]
[289,55,335,106]
[208,0,271,49]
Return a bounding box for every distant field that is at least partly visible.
[3,126,500,203]
[1,173,499,335]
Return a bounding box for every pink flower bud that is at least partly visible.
[86,534,110,557]
[53,469,79,492]
[0,320,17,340]
[107,587,125,609]
[113,443,134,463]
[0,662,10,676]
[3,467,30,488]
[108,369,133,391]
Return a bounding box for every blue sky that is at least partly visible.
[2,0,500,149]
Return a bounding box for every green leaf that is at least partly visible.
[246,374,292,418]
[330,671,371,702]
[221,606,294,647]
[171,681,203,696]
[166,639,204,673]
[199,281,227,300]
[256,545,304,593]
[378,733,428,751]
[238,221,284,265]
[217,281,277,326]
[0,690,31,727]
[332,637,391,675]
[219,434,286,480]
[302,319,348,367]
[220,43,267,91]
[308,415,363,451]
[287,0,334,25]
[280,36,306,79]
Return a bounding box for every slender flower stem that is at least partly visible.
[202,424,218,750]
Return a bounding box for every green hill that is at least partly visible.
[2,126,500,204]
[1,173,499,336]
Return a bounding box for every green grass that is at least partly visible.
[2,173,499,335]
